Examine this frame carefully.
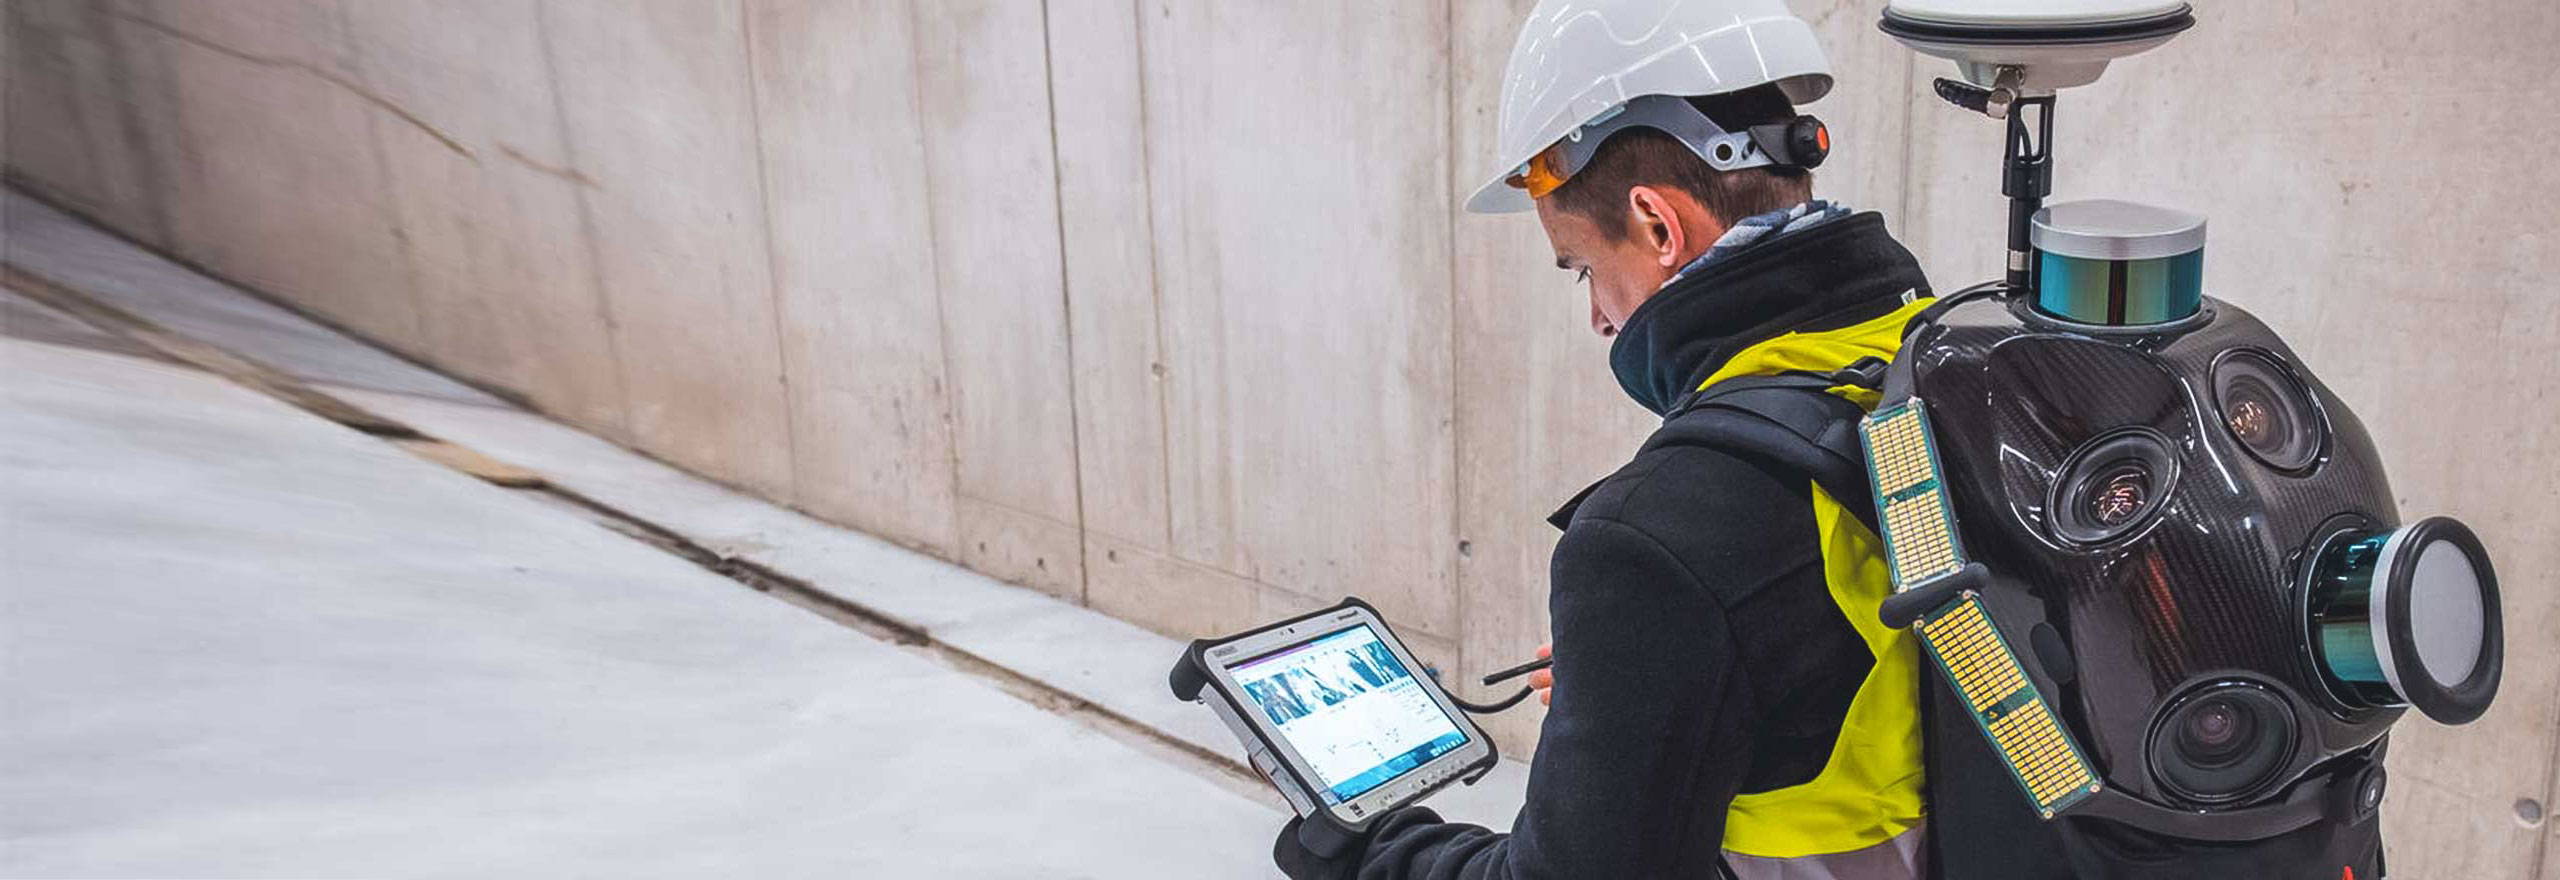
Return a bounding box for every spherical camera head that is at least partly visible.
[1876,6,2507,875]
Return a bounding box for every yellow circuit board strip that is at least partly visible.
[1859,400,1968,589]
[1915,595,2100,817]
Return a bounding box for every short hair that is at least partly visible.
[1545,85,1813,242]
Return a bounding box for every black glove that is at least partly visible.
[1274,807,1456,880]
[1273,814,1363,880]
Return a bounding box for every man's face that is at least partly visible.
[1534,188,1705,339]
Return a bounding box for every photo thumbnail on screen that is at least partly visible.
[1230,625,1467,803]
[1239,630,1410,725]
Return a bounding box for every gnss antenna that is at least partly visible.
[1879,1,2196,292]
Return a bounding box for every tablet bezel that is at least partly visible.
[1197,599,1496,828]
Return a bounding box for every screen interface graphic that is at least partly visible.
[1229,624,1468,804]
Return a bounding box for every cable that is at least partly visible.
[1427,657,1547,714]
[1450,687,1536,715]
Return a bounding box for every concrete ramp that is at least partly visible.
[0,339,1283,878]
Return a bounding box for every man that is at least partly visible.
[1273,2,1937,878]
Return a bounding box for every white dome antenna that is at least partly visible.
[1881,1,2194,99]
[1878,1,2195,291]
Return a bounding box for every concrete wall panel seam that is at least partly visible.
[123,1,217,263]
[914,0,1086,598]
[1131,0,1177,555]
[2537,690,2560,880]
[745,0,962,550]
[328,0,428,350]
[84,0,174,245]
[1036,0,1095,607]
[1441,0,1473,703]
[530,0,633,438]
[905,0,967,553]
[533,0,797,494]
[736,0,804,501]
[1052,0,1174,566]
[4,7,110,225]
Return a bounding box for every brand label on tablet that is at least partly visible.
[1230,624,1468,804]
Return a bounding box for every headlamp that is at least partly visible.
[1749,116,1831,170]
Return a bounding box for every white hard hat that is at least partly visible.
[1466,0,1835,214]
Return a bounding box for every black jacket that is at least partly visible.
[1276,213,1935,879]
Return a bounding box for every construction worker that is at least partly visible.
[1273,2,1937,877]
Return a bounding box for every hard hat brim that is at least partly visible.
[1466,176,1537,215]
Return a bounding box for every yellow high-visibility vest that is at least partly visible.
[1698,300,1934,868]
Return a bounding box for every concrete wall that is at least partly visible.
[10,1,2556,872]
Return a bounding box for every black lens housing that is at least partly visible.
[2149,680,2298,806]
[2050,428,2177,545]
[2212,349,2325,472]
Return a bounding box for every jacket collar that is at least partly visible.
[1552,213,1933,530]
[1605,212,1931,416]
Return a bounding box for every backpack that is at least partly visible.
[1646,365,2080,880]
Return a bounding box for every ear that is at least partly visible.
[1626,185,1690,269]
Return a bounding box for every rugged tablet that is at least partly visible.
[1169,597,1498,854]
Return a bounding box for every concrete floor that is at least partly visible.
[0,339,1285,878]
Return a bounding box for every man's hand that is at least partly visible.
[1529,643,1553,705]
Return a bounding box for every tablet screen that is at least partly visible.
[1229,624,1469,804]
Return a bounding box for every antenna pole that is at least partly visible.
[2003,95,2055,292]
[1932,66,2053,293]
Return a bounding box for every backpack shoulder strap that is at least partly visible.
[1643,373,1881,535]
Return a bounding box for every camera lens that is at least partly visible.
[2150,681,2295,805]
[2050,430,2175,545]
[2224,378,2285,448]
[2213,350,2323,471]
[2178,699,2251,763]
[2227,396,2272,444]
[2090,466,2149,527]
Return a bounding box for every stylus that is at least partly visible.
[1480,656,1552,687]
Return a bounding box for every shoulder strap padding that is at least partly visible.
[1643,374,1881,535]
